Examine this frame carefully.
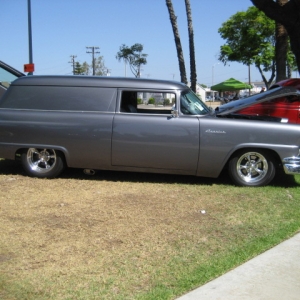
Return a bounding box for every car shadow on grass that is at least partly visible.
[0,159,298,188]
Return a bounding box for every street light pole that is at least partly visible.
[248,64,251,95]
[212,63,219,86]
[27,0,33,75]
[212,63,219,100]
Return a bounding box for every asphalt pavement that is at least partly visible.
[176,232,300,300]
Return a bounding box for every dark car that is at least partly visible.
[235,79,300,124]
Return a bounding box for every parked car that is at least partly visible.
[236,78,300,124]
[0,60,24,99]
[0,74,300,187]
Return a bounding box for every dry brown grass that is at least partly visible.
[1,159,299,299]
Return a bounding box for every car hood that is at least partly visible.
[215,86,300,116]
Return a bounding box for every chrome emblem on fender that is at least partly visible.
[205,129,226,134]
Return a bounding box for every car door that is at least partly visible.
[111,90,200,174]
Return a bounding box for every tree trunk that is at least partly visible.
[166,0,188,84]
[275,22,288,81]
[275,0,289,82]
[185,0,197,92]
[257,61,276,89]
[251,0,300,76]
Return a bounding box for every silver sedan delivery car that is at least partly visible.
[0,75,300,187]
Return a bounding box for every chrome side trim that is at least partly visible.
[283,156,300,175]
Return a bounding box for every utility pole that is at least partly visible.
[86,46,100,75]
[69,55,77,75]
[248,64,251,96]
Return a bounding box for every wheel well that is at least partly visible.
[15,148,26,161]
[227,148,282,169]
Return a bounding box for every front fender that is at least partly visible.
[197,117,300,178]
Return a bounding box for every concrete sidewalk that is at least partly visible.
[177,232,300,300]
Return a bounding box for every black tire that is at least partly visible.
[228,150,276,187]
[21,148,65,178]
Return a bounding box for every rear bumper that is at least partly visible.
[283,156,300,175]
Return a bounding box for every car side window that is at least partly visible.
[120,91,138,112]
[120,90,175,114]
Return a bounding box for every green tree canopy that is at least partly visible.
[251,0,300,76]
[218,6,277,88]
[93,56,108,76]
[74,57,107,76]
[74,62,85,75]
[116,43,148,78]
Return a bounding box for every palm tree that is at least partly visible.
[166,0,188,84]
[185,0,197,92]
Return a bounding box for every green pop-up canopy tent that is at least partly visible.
[211,77,252,91]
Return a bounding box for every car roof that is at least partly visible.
[11,75,188,90]
[271,78,300,90]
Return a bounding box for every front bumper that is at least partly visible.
[283,156,300,175]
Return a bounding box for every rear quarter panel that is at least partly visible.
[0,109,114,169]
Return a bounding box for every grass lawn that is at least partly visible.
[0,159,300,300]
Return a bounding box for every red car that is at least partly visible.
[235,79,300,124]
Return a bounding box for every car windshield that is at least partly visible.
[0,69,19,88]
[0,61,24,89]
[180,90,210,115]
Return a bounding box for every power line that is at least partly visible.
[86,46,100,75]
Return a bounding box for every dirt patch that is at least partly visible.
[0,160,223,297]
[0,159,299,299]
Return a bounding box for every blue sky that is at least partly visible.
[1,0,267,86]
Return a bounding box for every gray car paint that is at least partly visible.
[0,75,300,180]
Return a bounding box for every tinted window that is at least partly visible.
[0,86,116,111]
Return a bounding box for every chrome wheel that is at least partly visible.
[236,152,268,183]
[26,148,57,173]
[228,150,275,187]
[21,148,65,178]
